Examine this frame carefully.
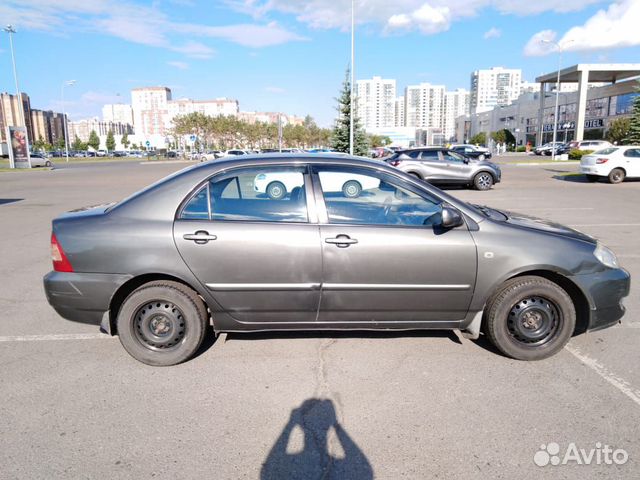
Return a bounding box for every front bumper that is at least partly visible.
[570,267,631,331]
[43,271,132,326]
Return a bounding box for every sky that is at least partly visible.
[0,0,639,127]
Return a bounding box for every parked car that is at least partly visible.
[386,147,501,190]
[128,151,143,158]
[254,170,380,199]
[450,145,492,160]
[112,151,127,157]
[199,151,222,161]
[97,149,108,157]
[43,154,629,366]
[224,149,250,156]
[29,152,53,167]
[543,144,571,156]
[568,140,613,151]
[579,146,640,183]
[533,142,564,156]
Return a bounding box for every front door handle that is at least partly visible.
[183,231,217,244]
[325,234,358,248]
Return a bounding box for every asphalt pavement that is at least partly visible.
[1,160,639,479]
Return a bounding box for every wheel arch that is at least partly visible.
[107,273,210,335]
[485,269,590,336]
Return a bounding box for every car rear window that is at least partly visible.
[595,148,618,155]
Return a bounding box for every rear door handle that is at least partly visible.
[325,235,358,248]
[183,231,217,244]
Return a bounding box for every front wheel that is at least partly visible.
[266,181,287,200]
[117,281,207,366]
[608,168,625,184]
[342,180,362,198]
[484,276,575,361]
[585,174,599,182]
[473,172,494,191]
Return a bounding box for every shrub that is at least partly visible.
[516,146,527,152]
[568,149,594,160]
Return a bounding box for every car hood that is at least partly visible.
[502,210,596,244]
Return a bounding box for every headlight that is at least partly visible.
[594,243,619,269]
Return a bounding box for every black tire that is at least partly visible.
[478,154,485,161]
[586,174,599,182]
[473,172,494,191]
[409,172,422,180]
[45,160,52,167]
[608,168,625,184]
[485,276,575,361]
[266,181,286,200]
[342,180,362,198]
[117,280,208,366]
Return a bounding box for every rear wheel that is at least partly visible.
[117,281,207,366]
[342,180,362,198]
[585,174,599,182]
[45,160,52,167]
[473,172,494,190]
[485,276,575,360]
[608,168,625,184]
[266,181,287,199]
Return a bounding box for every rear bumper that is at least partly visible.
[570,267,631,331]
[579,165,605,176]
[43,271,132,326]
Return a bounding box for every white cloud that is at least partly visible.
[483,27,501,39]
[265,86,286,93]
[524,0,640,56]
[167,61,189,70]
[177,22,308,48]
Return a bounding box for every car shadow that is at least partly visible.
[0,198,24,206]
[260,398,373,480]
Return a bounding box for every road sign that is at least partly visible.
[145,140,151,147]
[190,135,197,142]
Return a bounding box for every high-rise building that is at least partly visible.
[31,110,67,146]
[0,92,33,143]
[404,83,445,128]
[102,103,134,126]
[168,98,239,121]
[443,89,470,141]
[131,87,172,144]
[238,111,303,126]
[67,118,134,144]
[395,96,405,127]
[470,67,522,113]
[355,77,396,129]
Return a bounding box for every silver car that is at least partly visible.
[387,148,501,190]
[44,154,629,366]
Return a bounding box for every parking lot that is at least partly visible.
[1,159,639,479]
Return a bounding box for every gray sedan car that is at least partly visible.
[44,154,629,366]
[387,147,501,190]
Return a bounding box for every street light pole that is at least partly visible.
[349,0,355,156]
[61,80,76,162]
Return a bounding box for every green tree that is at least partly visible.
[87,130,100,151]
[331,69,369,156]
[33,135,46,152]
[625,87,640,144]
[369,134,392,147]
[106,130,116,152]
[131,143,138,150]
[606,117,631,144]
[72,136,84,151]
[121,132,130,149]
[469,132,487,146]
[54,137,66,150]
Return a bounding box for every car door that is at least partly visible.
[440,150,472,182]
[312,165,477,324]
[623,148,640,177]
[418,149,450,181]
[173,165,322,323]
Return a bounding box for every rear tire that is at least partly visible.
[608,168,625,184]
[585,174,599,182]
[473,172,494,191]
[45,160,52,167]
[485,276,575,361]
[117,281,207,366]
[342,180,362,198]
[266,181,287,200]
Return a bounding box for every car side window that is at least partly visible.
[442,151,466,163]
[624,149,640,158]
[420,150,439,160]
[180,166,308,223]
[316,167,442,227]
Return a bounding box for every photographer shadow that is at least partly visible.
[260,398,373,480]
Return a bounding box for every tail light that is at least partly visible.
[51,233,73,272]
[596,158,608,164]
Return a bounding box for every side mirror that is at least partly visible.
[440,206,464,229]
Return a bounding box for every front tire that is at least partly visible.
[485,276,575,361]
[266,181,287,200]
[608,168,625,184]
[342,180,362,198]
[586,174,599,182]
[473,172,494,190]
[45,160,52,167]
[117,281,207,366]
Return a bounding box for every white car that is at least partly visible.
[570,140,613,151]
[580,146,640,184]
[254,171,380,199]
[224,149,250,157]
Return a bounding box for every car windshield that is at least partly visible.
[594,147,618,155]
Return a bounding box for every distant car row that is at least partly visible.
[534,140,613,156]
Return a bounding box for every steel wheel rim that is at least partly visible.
[133,301,186,351]
[507,296,562,347]
[345,183,359,197]
[478,174,492,188]
[612,171,622,182]
[268,184,284,199]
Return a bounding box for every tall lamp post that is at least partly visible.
[541,39,573,161]
[61,80,76,162]
[4,24,30,167]
[349,0,355,156]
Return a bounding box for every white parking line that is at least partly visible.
[513,207,595,211]
[565,344,640,408]
[569,223,640,228]
[0,333,112,342]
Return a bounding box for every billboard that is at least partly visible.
[6,126,31,169]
